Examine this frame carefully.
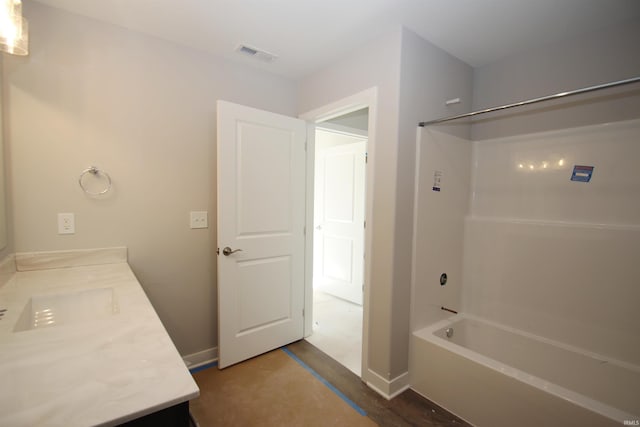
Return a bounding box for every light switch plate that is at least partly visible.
[190,211,208,229]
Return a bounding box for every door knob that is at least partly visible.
[222,247,243,256]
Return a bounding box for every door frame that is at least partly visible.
[299,87,377,379]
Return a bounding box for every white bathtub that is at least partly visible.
[410,314,640,427]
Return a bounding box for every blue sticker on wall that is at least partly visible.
[571,165,594,182]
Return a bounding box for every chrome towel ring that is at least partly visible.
[79,166,112,195]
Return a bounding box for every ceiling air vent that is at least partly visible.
[236,44,278,63]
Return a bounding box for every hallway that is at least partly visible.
[306,290,363,376]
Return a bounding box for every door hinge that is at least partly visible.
[365,152,368,163]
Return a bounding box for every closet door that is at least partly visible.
[314,136,366,305]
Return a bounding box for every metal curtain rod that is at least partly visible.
[418,76,640,127]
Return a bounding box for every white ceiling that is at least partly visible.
[31,0,640,79]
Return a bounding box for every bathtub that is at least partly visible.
[410,314,640,427]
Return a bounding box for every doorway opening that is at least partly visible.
[305,108,368,376]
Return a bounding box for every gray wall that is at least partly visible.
[298,26,472,385]
[394,28,472,378]
[298,27,403,386]
[4,2,296,356]
[471,18,640,140]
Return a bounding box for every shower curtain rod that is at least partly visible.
[418,75,640,127]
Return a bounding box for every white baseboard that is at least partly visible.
[364,369,410,400]
[183,347,218,370]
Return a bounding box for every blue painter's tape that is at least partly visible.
[189,361,218,374]
[571,165,594,182]
[281,347,367,416]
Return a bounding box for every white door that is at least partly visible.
[313,135,366,305]
[217,101,307,369]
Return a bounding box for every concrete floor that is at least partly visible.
[189,341,471,427]
[189,348,375,427]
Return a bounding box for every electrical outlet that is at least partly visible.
[58,213,75,234]
[190,211,208,229]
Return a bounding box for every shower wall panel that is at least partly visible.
[463,119,640,364]
[410,128,471,331]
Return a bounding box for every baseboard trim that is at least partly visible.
[364,369,410,400]
[183,347,218,370]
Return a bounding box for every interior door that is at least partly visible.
[217,101,307,369]
[313,135,366,305]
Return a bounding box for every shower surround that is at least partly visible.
[410,118,640,426]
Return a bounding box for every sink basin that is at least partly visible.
[13,288,119,332]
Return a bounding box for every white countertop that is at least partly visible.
[0,249,199,427]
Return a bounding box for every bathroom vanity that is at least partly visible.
[0,248,199,427]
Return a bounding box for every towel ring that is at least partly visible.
[79,166,112,195]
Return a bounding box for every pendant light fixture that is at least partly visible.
[0,0,28,56]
